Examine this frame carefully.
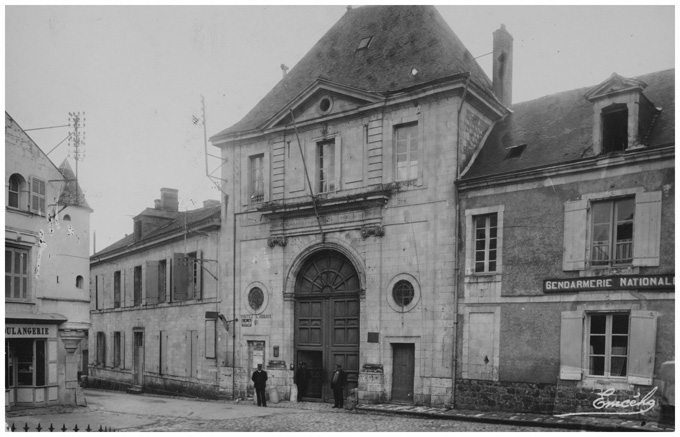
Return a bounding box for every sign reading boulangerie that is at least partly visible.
[544,274,674,293]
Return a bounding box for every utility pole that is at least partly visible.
[68,112,86,202]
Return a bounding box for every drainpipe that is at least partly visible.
[452,73,471,407]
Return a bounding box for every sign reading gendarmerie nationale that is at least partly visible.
[544,274,674,293]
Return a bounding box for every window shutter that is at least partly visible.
[185,331,191,377]
[145,261,159,304]
[633,191,662,267]
[562,200,588,271]
[108,332,114,368]
[121,331,126,370]
[560,310,584,380]
[197,250,203,300]
[334,136,342,192]
[627,310,658,385]
[173,253,189,301]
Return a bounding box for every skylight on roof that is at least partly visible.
[504,144,527,160]
[357,36,373,50]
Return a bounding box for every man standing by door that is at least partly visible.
[330,364,346,408]
[295,362,309,402]
[251,364,268,407]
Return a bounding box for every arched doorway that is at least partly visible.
[294,249,360,402]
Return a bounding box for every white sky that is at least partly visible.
[5,4,675,254]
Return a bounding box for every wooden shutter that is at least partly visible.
[560,311,584,380]
[173,253,189,301]
[562,199,588,271]
[126,267,133,307]
[145,261,159,304]
[333,136,342,192]
[197,250,203,300]
[632,191,662,267]
[627,311,658,385]
[121,331,126,369]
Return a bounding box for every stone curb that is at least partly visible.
[354,405,670,432]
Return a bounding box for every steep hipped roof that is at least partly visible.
[92,204,220,259]
[463,68,675,179]
[58,159,92,211]
[213,5,493,139]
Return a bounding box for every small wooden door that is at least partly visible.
[391,344,415,403]
[133,331,144,386]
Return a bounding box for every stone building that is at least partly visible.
[88,189,223,398]
[209,6,509,406]
[5,112,92,409]
[455,69,674,415]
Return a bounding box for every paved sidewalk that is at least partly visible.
[352,403,674,432]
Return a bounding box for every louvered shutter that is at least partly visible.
[627,311,658,385]
[633,191,662,267]
[173,253,188,301]
[121,331,126,369]
[333,136,342,192]
[560,311,584,380]
[197,250,203,300]
[145,261,159,304]
[562,199,588,271]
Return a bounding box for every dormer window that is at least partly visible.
[602,104,628,153]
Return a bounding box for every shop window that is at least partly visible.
[473,213,498,273]
[133,266,142,306]
[113,271,121,308]
[563,191,661,271]
[317,139,336,193]
[249,154,265,203]
[6,246,29,301]
[395,123,419,182]
[96,332,106,366]
[601,104,628,153]
[591,198,634,267]
[30,177,46,215]
[11,339,46,386]
[560,310,657,385]
[588,313,629,377]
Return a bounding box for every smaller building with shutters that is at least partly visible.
[455,69,674,415]
[88,189,223,398]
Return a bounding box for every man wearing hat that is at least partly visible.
[251,364,268,407]
[330,364,347,408]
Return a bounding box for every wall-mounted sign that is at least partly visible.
[6,324,56,338]
[544,274,674,293]
[241,318,252,327]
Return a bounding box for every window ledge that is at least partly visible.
[580,377,632,390]
[464,273,502,284]
[579,266,640,277]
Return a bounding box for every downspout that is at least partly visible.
[452,73,471,407]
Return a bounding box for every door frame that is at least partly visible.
[391,343,415,403]
[383,337,420,403]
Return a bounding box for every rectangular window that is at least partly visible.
[158,260,167,303]
[113,332,121,368]
[12,339,46,386]
[113,271,121,308]
[317,139,335,193]
[395,123,419,181]
[602,105,628,153]
[249,154,265,202]
[5,246,28,300]
[588,313,629,377]
[30,177,46,215]
[133,266,142,306]
[473,213,498,273]
[591,197,634,267]
[96,332,106,366]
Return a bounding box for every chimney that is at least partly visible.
[281,64,289,79]
[154,199,161,209]
[492,24,513,107]
[203,199,220,208]
[160,188,179,212]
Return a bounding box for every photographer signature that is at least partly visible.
[555,387,657,417]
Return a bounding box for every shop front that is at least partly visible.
[5,315,64,409]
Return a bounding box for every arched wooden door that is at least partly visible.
[294,250,360,402]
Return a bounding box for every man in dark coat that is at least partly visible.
[330,364,347,408]
[251,364,268,407]
[295,362,310,402]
